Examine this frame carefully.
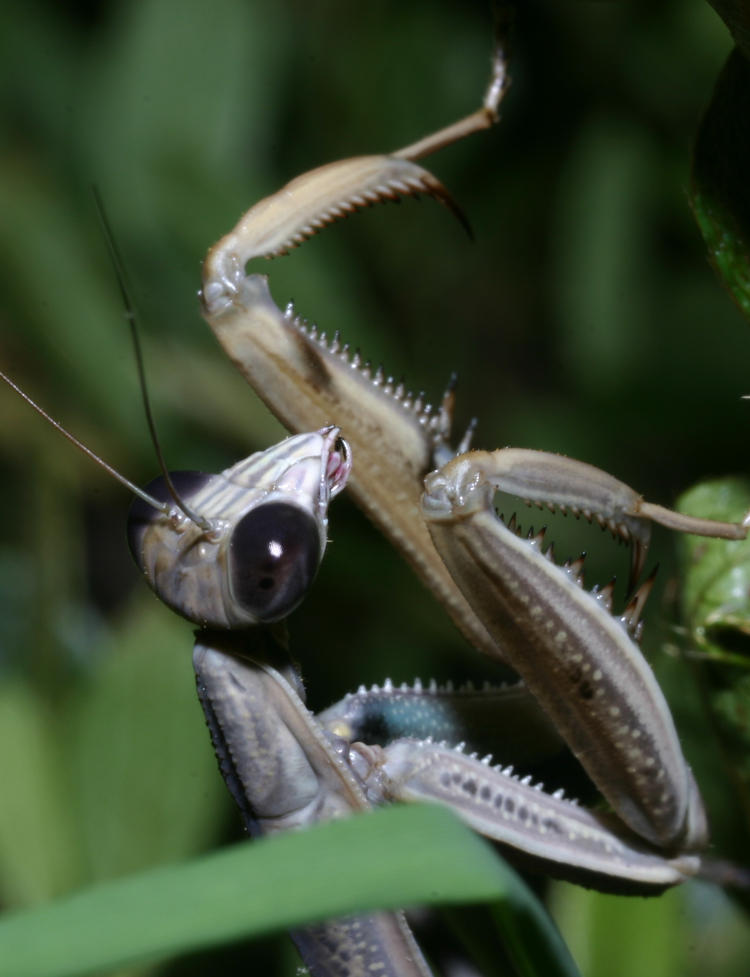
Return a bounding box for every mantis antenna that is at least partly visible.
[0,367,172,514]
[92,187,213,532]
[0,192,213,531]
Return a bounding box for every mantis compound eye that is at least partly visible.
[127,471,327,628]
[125,428,348,628]
[229,501,321,622]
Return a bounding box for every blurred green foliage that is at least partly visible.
[1,0,750,974]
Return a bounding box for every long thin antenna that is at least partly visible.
[92,186,212,532]
[0,368,171,513]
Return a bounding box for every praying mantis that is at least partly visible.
[2,4,750,976]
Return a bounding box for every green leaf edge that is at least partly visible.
[0,803,579,977]
[691,187,750,321]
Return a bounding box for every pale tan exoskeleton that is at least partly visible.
[194,18,750,977]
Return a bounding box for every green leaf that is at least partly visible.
[707,2,750,61]
[691,47,750,322]
[66,598,227,881]
[677,477,750,663]
[677,478,750,871]
[0,804,579,977]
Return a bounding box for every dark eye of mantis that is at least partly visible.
[230,501,321,622]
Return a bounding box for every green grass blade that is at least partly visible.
[0,804,578,977]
